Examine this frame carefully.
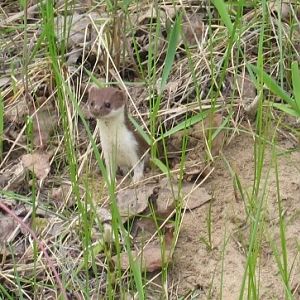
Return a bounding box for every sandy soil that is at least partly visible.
[170,131,300,299]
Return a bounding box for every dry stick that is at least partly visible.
[0,201,68,300]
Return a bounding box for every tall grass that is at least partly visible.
[1,0,300,298]
[238,1,268,298]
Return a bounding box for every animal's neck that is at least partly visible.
[98,107,126,131]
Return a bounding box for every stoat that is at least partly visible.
[87,86,148,183]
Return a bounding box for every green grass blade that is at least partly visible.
[0,284,14,300]
[212,112,232,140]
[157,111,207,141]
[110,191,145,299]
[129,115,151,145]
[249,64,294,106]
[160,14,181,92]
[152,157,169,175]
[211,0,233,34]
[84,69,106,87]
[291,61,300,113]
[273,103,300,118]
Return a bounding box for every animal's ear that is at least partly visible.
[115,89,126,103]
[88,85,99,97]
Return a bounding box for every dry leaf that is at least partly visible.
[210,113,225,156]
[67,47,82,65]
[0,161,26,190]
[190,113,222,140]
[165,130,189,156]
[156,179,212,212]
[21,152,51,180]
[96,207,112,223]
[133,218,157,233]
[5,97,29,123]
[51,183,88,207]
[182,14,205,46]
[136,7,165,25]
[166,80,180,95]
[0,76,10,88]
[0,213,17,243]
[51,185,71,205]
[116,186,153,222]
[163,4,177,20]
[236,75,256,100]
[50,184,79,208]
[181,184,212,210]
[235,75,257,119]
[155,187,176,217]
[185,162,212,182]
[132,217,174,250]
[132,218,159,244]
[268,1,296,22]
[112,245,172,272]
[55,12,100,47]
[173,159,210,182]
[46,218,66,237]
[189,113,225,156]
[32,105,58,149]
[133,7,166,67]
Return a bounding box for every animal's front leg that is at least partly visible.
[103,153,116,184]
[104,158,112,183]
[132,160,144,183]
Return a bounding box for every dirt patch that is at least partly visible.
[170,131,300,299]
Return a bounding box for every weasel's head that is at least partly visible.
[87,86,126,119]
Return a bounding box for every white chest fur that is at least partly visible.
[97,113,144,182]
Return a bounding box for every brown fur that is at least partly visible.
[87,86,148,159]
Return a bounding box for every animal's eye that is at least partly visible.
[90,101,94,108]
[105,102,111,108]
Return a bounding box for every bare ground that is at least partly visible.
[170,129,300,299]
